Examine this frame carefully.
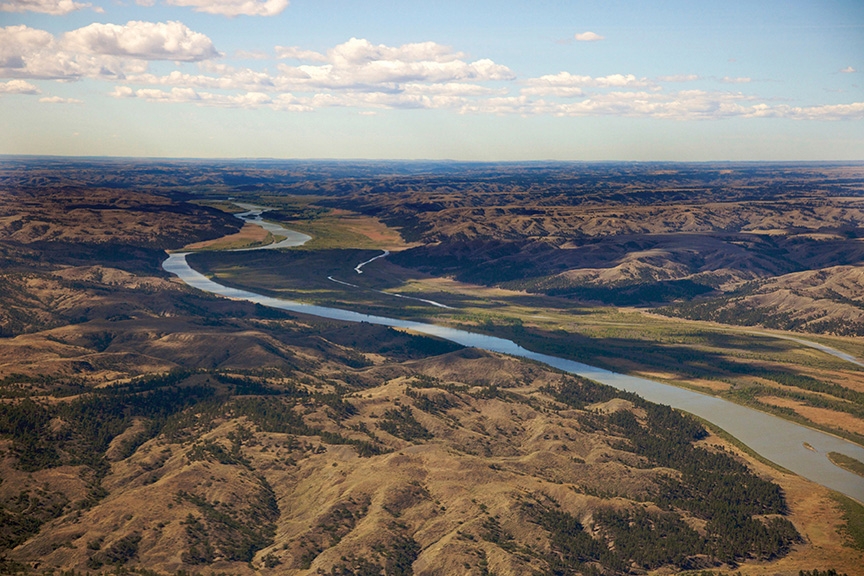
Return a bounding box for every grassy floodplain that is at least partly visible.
[829,452,864,479]
[190,198,864,450]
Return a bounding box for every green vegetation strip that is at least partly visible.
[828,452,864,478]
[831,493,864,551]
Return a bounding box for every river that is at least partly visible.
[163,213,864,503]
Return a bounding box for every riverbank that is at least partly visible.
[163,247,864,503]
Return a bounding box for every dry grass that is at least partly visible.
[758,396,864,437]
[180,222,273,251]
[272,209,412,251]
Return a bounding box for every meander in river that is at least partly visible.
[164,207,864,503]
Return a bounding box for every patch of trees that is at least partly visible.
[389,239,555,285]
[536,278,715,306]
[0,376,215,472]
[0,370,367,552]
[0,487,69,552]
[315,527,420,576]
[659,297,864,337]
[296,497,370,569]
[406,387,461,415]
[87,533,142,569]
[178,480,278,565]
[546,378,799,569]
[228,396,388,457]
[760,371,864,407]
[377,406,432,442]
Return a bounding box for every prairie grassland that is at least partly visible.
[179,222,279,252]
[200,196,410,251]
[270,210,410,251]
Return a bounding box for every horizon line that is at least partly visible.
[3,154,864,165]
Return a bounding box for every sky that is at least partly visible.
[1,0,862,160]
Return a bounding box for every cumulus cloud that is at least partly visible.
[63,21,219,61]
[107,37,510,101]
[287,57,512,88]
[0,22,217,81]
[166,0,288,17]
[574,31,604,42]
[0,26,52,70]
[107,38,511,114]
[0,0,101,15]
[17,30,856,122]
[0,25,120,79]
[328,38,463,66]
[271,38,513,91]
[0,78,39,93]
[522,72,650,97]
[109,85,133,98]
[840,66,856,74]
[462,86,864,121]
[39,95,82,103]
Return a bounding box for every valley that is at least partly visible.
[0,158,863,575]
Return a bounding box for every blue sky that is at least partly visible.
[1,0,862,160]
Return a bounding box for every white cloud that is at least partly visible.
[657,74,700,82]
[0,78,39,93]
[840,66,856,74]
[39,95,82,103]
[110,84,314,110]
[0,26,51,70]
[127,65,275,91]
[761,102,864,120]
[328,38,463,66]
[0,0,102,15]
[461,87,864,121]
[166,0,288,17]
[574,31,604,42]
[522,72,650,97]
[0,22,216,81]
[0,25,133,80]
[107,37,511,100]
[273,38,513,90]
[110,85,134,98]
[274,45,326,62]
[63,21,219,61]
[17,31,851,122]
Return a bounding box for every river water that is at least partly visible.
[163,215,864,503]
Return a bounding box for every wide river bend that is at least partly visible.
[164,216,864,503]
